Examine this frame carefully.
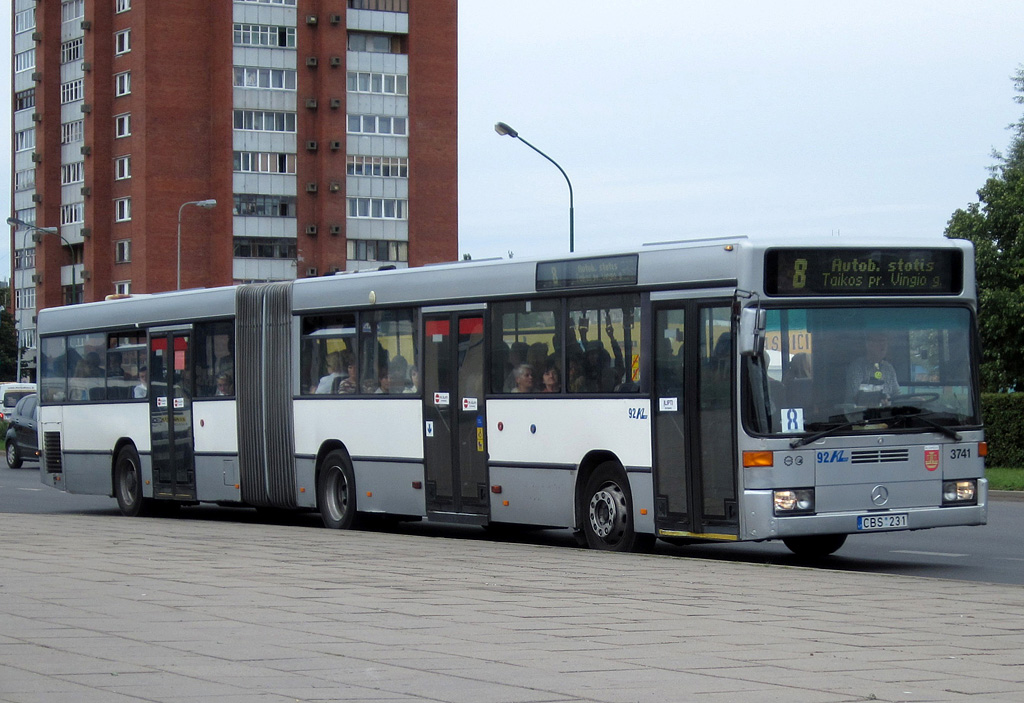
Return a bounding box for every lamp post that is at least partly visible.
[494,121,575,253]
[177,199,217,290]
[6,215,77,304]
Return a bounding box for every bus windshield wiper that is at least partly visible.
[885,406,962,441]
[790,420,861,448]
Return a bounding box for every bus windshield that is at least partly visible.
[747,306,979,438]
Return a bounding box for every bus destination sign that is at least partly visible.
[536,254,639,291]
[764,248,963,296]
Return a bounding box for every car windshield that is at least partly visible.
[745,306,979,437]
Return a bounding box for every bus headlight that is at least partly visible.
[942,480,977,505]
[774,489,815,515]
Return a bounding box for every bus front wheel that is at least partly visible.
[317,451,360,530]
[114,445,147,517]
[581,463,653,552]
[783,534,847,558]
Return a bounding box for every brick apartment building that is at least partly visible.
[9,0,457,373]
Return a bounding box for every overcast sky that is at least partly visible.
[3,1,1023,275]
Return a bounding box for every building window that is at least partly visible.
[347,155,408,178]
[116,0,131,13]
[14,89,35,112]
[346,238,408,263]
[61,0,84,23]
[14,8,35,33]
[115,113,131,138]
[233,151,296,174]
[233,109,296,133]
[114,281,131,295]
[232,67,296,90]
[14,208,35,227]
[15,288,37,311]
[115,29,131,55]
[346,198,408,220]
[115,198,132,222]
[61,202,84,226]
[233,23,296,48]
[61,38,84,63]
[15,129,35,152]
[232,194,297,217]
[14,169,35,192]
[347,114,407,136]
[113,155,131,180]
[61,79,84,104]
[15,248,36,270]
[348,0,408,10]
[347,71,408,96]
[115,72,131,97]
[232,237,298,259]
[347,32,406,54]
[61,162,85,185]
[115,240,131,263]
[14,49,36,73]
[62,120,84,144]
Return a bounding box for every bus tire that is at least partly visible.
[114,445,148,518]
[317,450,360,530]
[582,462,650,552]
[783,534,847,558]
[6,441,22,469]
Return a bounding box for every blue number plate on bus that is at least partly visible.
[857,513,908,531]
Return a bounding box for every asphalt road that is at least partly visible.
[2,461,1022,585]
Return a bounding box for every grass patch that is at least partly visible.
[987,467,1024,491]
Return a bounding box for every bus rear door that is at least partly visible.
[148,329,196,501]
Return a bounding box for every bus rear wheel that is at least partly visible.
[783,534,847,558]
[581,463,652,552]
[317,450,360,530]
[114,445,147,517]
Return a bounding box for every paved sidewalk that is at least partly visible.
[1,513,1022,703]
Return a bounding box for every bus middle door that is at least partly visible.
[149,330,196,501]
[422,312,488,520]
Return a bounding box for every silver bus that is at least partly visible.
[36,234,986,556]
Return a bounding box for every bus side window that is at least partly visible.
[567,295,642,394]
[193,321,235,398]
[300,313,357,395]
[40,336,69,403]
[491,299,561,393]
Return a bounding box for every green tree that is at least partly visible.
[0,287,18,381]
[946,66,1024,391]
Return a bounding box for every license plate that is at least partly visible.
[857,513,909,531]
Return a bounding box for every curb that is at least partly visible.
[990,489,1024,502]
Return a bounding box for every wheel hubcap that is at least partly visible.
[589,482,628,542]
[325,467,349,522]
[121,462,138,505]
[7,445,15,463]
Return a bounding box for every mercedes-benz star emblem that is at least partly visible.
[871,485,889,506]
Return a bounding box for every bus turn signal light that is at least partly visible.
[978,442,988,457]
[743,451,774,468]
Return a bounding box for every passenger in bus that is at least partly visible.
[335,352,359,394]
[847,332,899,406]
[784,352,812,383]
[503,342,530,391]
[216,372,234,397]
[405,366,420,394]
[567,350,587,393]
[526,343,550,390]
[376,356,408,394]
[314,351,344,394]
[541,358,561,392]
[511,364,535,393]
[133,366,148,399]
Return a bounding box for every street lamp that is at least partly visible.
[6,215,77,304]
[177,199,217,290]
[494,121,575,253]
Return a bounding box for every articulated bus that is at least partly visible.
[36,235,987,556]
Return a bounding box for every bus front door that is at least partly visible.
[149,331,196,501]
[422,313,488,519]
[653,303,738,537]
